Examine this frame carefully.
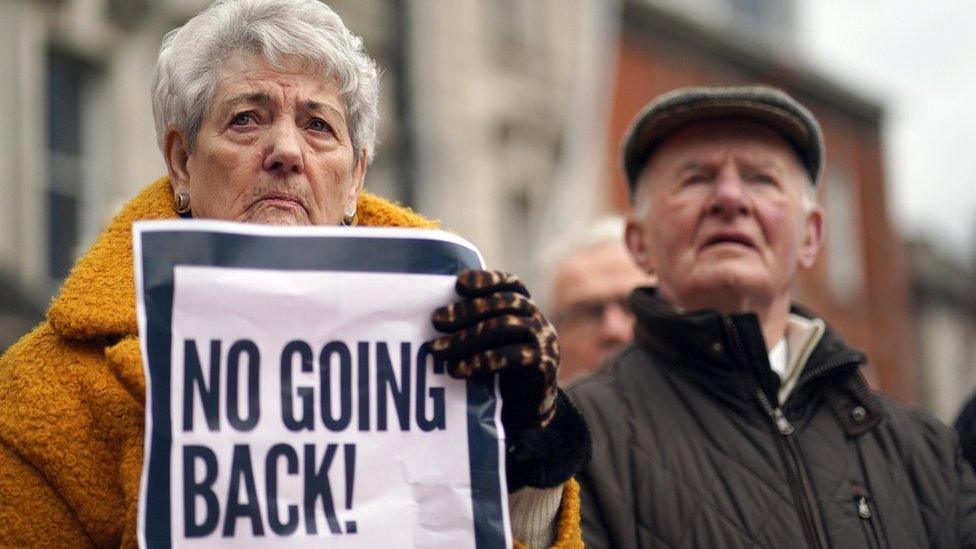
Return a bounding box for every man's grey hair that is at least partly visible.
[535,216,628,314]
[151,0,380,163]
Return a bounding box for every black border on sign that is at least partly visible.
[138,230,504,548]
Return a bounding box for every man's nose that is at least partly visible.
[263,123,304,174]
[707,171,750,218]
[598,302,633,347]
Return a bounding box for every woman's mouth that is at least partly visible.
[252,193,305,210]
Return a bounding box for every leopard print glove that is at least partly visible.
[430,269,560,429]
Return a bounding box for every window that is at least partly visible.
[45,50,100,281]
[824,163,865,304]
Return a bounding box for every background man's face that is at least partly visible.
[626,119,823,312]
[551,240,654,383]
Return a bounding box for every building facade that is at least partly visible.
[0,0,585,329]
[0,0,922,408]
[909,240,976,422]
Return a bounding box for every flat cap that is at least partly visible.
[622,85,825,196]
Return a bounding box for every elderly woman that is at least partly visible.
[0,1,589,547]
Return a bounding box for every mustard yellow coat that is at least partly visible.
[0,178,582,548]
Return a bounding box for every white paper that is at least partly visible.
[134,222,511,549]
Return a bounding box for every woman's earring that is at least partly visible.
[173,192,191,214]
[342,209,356,226]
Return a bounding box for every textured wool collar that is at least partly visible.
[47,176,438,342]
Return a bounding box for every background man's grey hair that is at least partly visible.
[535,216,628,314]
[151,0,380,163]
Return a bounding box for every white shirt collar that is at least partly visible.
[768,337,789,379]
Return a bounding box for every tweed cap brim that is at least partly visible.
[622,85,825,196]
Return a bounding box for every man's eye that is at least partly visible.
[308,118,332,133]
[750,174,776,185]
[231,112,255,126]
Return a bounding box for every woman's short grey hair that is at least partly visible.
[151,0,379,163]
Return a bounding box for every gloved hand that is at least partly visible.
[430,270,558,428]
[430,269,590,491]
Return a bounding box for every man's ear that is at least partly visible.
[345,150,368,215]
[625,212,655,276]
[799,204,825,269]
[164,128,191,195]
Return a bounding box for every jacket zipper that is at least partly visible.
[853,484,887,549]
[756,389,829,549]
[722,317,829,549]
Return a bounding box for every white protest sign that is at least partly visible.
[134,221,511,549]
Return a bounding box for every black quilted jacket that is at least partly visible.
[568,288,976,549]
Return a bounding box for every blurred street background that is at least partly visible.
[1,0,974,422]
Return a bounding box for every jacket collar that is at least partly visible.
[630,287,867,408]
[47,177,438,342]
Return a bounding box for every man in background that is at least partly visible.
[537,217,655,384]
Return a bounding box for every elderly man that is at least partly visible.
[568,86,976,548]
[538,217,655,383]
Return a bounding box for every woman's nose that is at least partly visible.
[263,123,304,175]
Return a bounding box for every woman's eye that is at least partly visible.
[231,112,255,126]
[308,118,331,133]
